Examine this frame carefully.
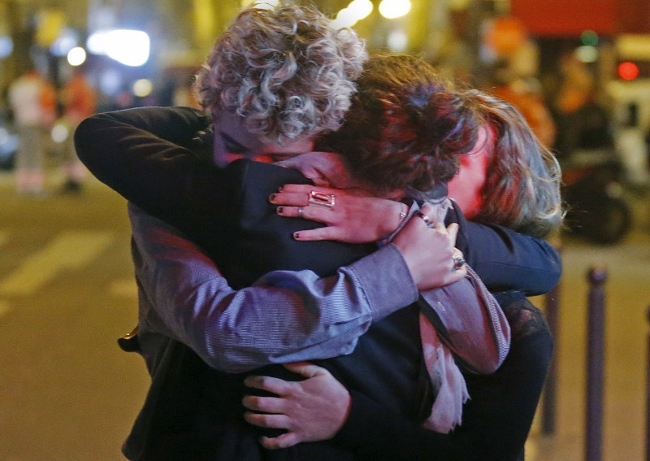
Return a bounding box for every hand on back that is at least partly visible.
[269,184,404,243]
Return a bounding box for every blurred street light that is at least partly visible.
[87,29,150,67]
[331,0,373,29]
[67,47,87,66]
[378,0,411,19]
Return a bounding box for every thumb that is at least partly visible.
[259,433,301,450]
[446,223,459,245]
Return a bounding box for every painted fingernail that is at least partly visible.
[269,194,277,202]
[277,206,283,214]
[293,232,301,240]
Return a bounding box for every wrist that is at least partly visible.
[379,201,409,239]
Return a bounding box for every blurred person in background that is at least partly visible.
[60,68,97,193]
[489,61,556,149]
[8,65,57,195]
[551,53,614,162]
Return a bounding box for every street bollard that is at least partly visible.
[585,266,607,461]
[542,238,562,435]
[646,306,650,461]
[542,280,559,435]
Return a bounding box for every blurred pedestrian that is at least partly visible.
[8,66,57,195]
[490,64,556,148]
[60,68,96,193]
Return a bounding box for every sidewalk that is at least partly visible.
[526,190,650,461]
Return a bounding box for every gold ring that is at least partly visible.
[308,191,335,208]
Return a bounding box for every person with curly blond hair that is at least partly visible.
[77,36,561,460]
[193,3,367,165]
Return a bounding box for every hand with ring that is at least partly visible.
[393,203,467,290]
[452,250,466,271]
[269,184,406,244]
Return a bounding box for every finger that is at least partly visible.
[292,227,343,242]
[282,361,327,379]
[412,210,435,228]
[452,250,467,274]
[446,223,459,244]
[269,192,311,207]
[243,411,290,429]
[431,221,447,233]
[276,205,334,224]
[280,184,338,194]
[445,266,467,284]
[244,375,292,396]
[259,433,302,450]
[309,177,330,187]
[242,395,285,413]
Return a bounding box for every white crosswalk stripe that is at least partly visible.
[0,230,114,296]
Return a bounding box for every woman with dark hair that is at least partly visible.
[75,42,559,461]
[246,62,562,459]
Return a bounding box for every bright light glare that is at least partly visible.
[379,0,411,19]
[133,79,153,97]
[51,122,69,143]
[331,0,374,29]
[106,30,150,66]
[618,61,639,81]
[348,0,373,20]
[87,31,108,54]
[245,0,279,9]
[67,47,87,66]
[331,8,358,29]
[0,35,12,59]
[575,45,598,63]
[88,29,150,66]
[387,30,408,51]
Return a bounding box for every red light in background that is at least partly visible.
[618,61,639,80]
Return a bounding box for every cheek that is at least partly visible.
[448,155,488,218]
[222,153,247,164]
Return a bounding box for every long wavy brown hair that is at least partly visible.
[462,90,564,237]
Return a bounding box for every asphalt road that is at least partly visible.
[0,173,146,461]
[0,171,649,461]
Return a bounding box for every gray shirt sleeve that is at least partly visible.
[129,204,419,372]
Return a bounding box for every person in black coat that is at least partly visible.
[76,59,560,461]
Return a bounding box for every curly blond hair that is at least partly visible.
[194,3,367,145]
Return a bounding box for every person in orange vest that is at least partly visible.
[60,68,97,193]
[8,66,57,195]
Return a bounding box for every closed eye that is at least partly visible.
[221,132,250,155]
